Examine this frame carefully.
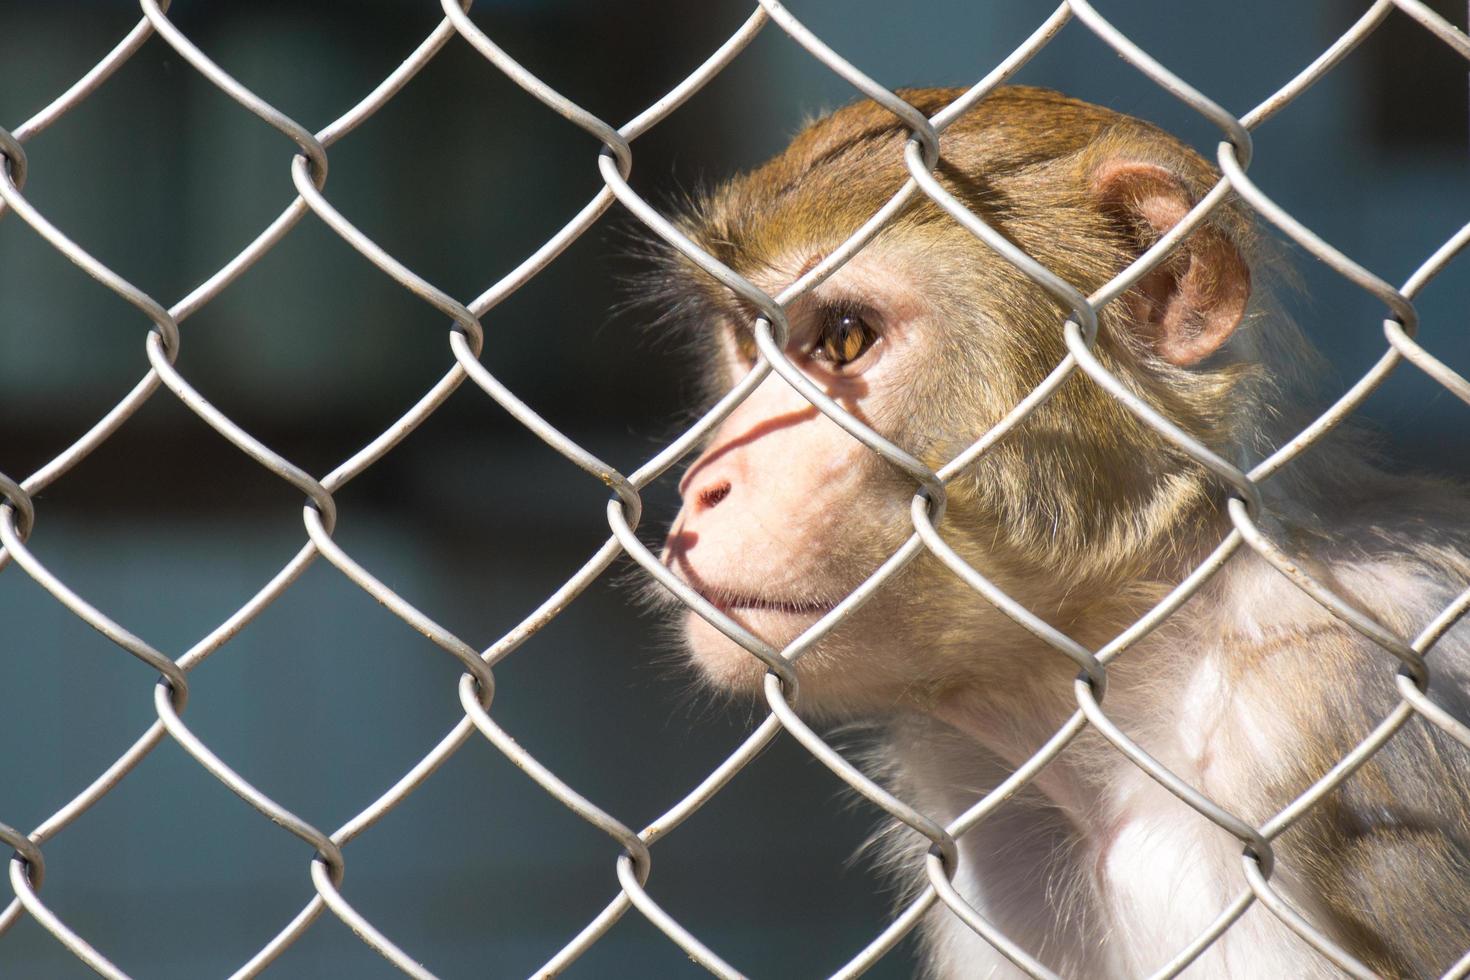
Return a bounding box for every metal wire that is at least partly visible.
[1,1,1469,977]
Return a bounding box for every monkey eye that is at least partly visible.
[812,306,878,368]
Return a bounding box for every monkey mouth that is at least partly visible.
[668,554,835,619]
[696,590,834,617]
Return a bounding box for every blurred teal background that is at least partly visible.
[0,1,1466,977]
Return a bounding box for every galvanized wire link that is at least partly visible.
[2,1,1469,977]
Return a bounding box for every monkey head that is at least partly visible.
[651,87,1265,718]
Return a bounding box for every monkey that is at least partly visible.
[640,86,1470,979]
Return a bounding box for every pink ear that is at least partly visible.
[1092,161,1251,367]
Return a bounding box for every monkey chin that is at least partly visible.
[681,606,822,697]
[680,605,903,719]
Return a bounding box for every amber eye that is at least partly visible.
[815,309,878,367]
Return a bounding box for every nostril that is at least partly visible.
[697,481,731,511]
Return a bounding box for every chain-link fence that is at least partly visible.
[2,1,1470,977]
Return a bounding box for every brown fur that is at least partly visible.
[642,86,1470,976]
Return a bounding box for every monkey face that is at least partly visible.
[654,242,1118,715]
[659,251,961,711]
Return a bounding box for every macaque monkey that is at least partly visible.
[646,87,1470,978]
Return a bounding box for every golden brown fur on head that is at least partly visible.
[648,85,1307,608]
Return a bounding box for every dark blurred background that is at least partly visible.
[0,1,1466,977]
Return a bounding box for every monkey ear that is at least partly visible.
[1091,161,1251,367]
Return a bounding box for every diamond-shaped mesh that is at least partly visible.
[2,2,1470,977]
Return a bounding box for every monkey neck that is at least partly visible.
[920,530,1235,820]
[924,642,1132,819]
